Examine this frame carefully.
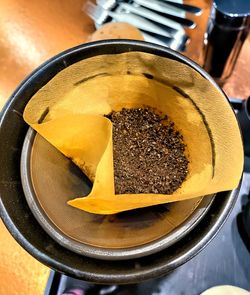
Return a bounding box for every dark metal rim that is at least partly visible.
[0,40,241,283]
[20,128,215,261]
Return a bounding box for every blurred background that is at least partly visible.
[0,0,249,294]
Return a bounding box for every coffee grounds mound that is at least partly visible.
[106,108,189,195]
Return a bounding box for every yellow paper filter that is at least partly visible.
[23,51,243,214]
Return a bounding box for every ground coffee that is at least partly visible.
[106,108,188,195]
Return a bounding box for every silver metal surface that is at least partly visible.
[203,1,250,84]
[117,2,184,31]
[94,0,202,16]
[132,0,196,28]
[84,0,191,51]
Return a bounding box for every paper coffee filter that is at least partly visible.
[23,51,243,214]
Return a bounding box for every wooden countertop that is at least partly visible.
[0,1,249,294]
[0,0,249,111]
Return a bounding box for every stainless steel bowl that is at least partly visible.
[20,128,215,260]
[0,40,241,283]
